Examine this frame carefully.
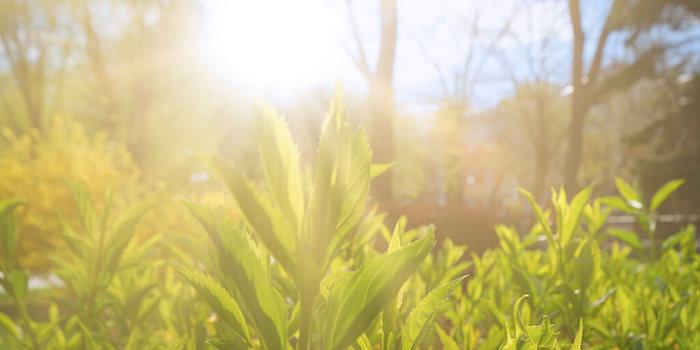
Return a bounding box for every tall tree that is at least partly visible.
[412,1,514,204]
[345,0,397,203]
[564,0,699,191]
[495,0,569,200]
[75,0,117,130]
[0,0,59,131]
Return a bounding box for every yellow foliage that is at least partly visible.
[0,118,139,271]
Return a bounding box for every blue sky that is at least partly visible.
[197,0,697,114]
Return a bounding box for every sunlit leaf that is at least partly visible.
[307,93,372,270]
[571,319,584,350]
[561,186,592,247]
[177,266,251,346]
[323,228,435,350]
[435,325,460,350]
[607,228,642,250]
[0,311,19,341]
[401,276,465,350]
[256,105,305,232]
[614,178,642,208]
[183,202,287,350]
[104,201,154,273]
[650,179,684,212]
[519,189,553,243]
[216,159,297,275]
[0,198,23,260]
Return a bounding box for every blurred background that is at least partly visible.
[1,0,699,267]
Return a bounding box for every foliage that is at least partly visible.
[0,118,139,271]
[437,177,699,349]
[0,96,698,349]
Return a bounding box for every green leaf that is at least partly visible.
[512,295,530,341]
[599,196,637,214]
[574,238,601,290]
[526,316,558,348]
[256,105,305,232]
[66,180,97,233]
[571,319,583,350]
[215,159,297,274]
[370,162,394,178]
[607,228,642,250]
[183,202,287,350]
[518,189,553,243]
[614,178,642,209]
[103,201,154,273]
[355,334,372,350]
[8,269,28,300]
[0,198,23,260]
[561,186,592,247]
[650,179,684,212]
[177,266,251,346]
[0,310,19,339]
[122,282,159,321]
[435,325,460,350]
[60,220,90,260]
[307,94,372,269]
[401,276,465,350]
[387,217,406,253]
[323,228,435,350]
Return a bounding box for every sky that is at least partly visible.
[196,0,579,115]
[196,0,694,114]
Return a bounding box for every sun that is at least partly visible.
[199,0,342,92]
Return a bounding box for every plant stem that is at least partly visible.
[298,291,315,350]
[13,293,40,349]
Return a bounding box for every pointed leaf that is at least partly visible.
[650,179,684,212]
[323,228,435,350]
[177,266,251,345]
[183,202,287,350]
[435,325,460,350]
[571,319,583,350]
[0,311,19,339]
[66,181,97,232]
[215,160,297,274]
[256,106,305,231]
[518,189,553,242]
[561,186,592,247]
[614,178,642,208]
[607,228,642,250]
[307,94,372,269]
[0,198,23,259]
[370,162,394,178]
[104,201,154,273]
[401,276,465,350]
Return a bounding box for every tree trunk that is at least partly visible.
[564,93,586,193]
[78,0,118,131]
[564,0,585,193]
[370,0,397,204]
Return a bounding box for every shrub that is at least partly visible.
[1,95,696,349]
[0,118,139,271]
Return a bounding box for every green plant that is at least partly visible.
[441,179,699,349]
[603,177,685,260]
[0,198,38,349]
[1,95,698,350]
[179,95,465,349]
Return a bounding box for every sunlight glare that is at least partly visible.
[200,0,342,91]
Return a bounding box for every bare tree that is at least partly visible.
[410,1,514,205]
[563,0,698,191]
[0,0,57,131]
[75,0,118,130]
[494,0,569,200]
[345,0,397,203]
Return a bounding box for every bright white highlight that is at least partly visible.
[199,0,342,91]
